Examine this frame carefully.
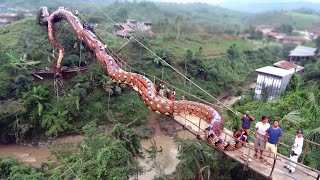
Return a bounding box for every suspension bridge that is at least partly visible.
[36,6,320,180]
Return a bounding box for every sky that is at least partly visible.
[155,0,320,4]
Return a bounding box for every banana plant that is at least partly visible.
[22,85,49,116]
[6,52,41,69]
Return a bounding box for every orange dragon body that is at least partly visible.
[37,6,243,151]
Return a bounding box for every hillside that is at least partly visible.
[221,1,320,13]
[2,0,320,32]
[248,10,320,30]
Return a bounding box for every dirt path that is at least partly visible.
[219,82,256,106]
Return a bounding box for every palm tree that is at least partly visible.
[281,83,320,143]
[304,84,320,143]
[305,60,320,80]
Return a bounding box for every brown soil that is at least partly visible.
[147,113,164,137]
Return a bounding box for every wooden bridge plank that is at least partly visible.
[173,114,319,180]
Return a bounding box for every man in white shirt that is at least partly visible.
[287,130,304,173]
[254,116,270,162]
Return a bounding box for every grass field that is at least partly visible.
[287,11,320,29]
[150,34,282,60]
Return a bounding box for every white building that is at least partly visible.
[254,66,295,101]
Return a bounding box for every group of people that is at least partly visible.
[82,21,94,33]
[241,111,304,173]
[157,81,177,102]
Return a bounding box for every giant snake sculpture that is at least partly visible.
[36,6,244,151]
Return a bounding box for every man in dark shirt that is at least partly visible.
[241,111,254,135]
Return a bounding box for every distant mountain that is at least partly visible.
[0,0,111,12]
[220,1,320,13]
[246,9,320,30]
[150,0,320,13]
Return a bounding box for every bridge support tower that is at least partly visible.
[54,71,65,100]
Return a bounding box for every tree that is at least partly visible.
[253,30,263,40]
[22,85,50,116]
[114,8,128,22]
[305,60,320,80]
[282,43,296,59]
[315,36,320,49]
[175,139,262,179]
[96,140,134,179]
[0,158,45,179]
[0,99,26,143]
[41,109,71,137]
[175,15,183,40]
[184,49,193,86]
[227,44,240,58]
[276,24,293,35]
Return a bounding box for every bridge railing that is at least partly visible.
[222,128,320,179]
[72,9,320,177]
[105,39,320,178]
[73,7,320,155]
[174,113,320,179]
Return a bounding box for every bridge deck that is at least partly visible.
[27,66,88,74]
[173,115,320,180]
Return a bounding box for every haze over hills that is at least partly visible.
[151,0,320,12]
[2,0,320,13]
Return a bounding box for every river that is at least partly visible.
[0,131,194,179]
[0,83,254,177]
[137,130,195,179]
[0,135,83,167]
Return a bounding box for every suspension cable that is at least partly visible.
[73,9,320,147]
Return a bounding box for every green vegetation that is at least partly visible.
[174,139,264,180]
[227,74,320,170]
[248,10,320,30]
[0,122,142,179]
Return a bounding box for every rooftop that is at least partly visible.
[267,32,285,39]
[256,25,273,30]
[120,24,134,32]
[273,60,304,72]
[255,66,294,77]
[282,36,306,41]
[289,45,317,57]
[0,13,18,18]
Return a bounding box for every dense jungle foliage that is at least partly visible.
[0,0,320,179]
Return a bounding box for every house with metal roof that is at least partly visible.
[273,60,304,73]
[289,45,317,64]
[0,13,19,26]
[113,19,153,39]
[280,36,307,44]
[254,66,295,101]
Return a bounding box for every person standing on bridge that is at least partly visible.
[265,120,282,167]
[165,88,170,99]
[254,116,270,162]
[241,111,254,135]
[159,81,165,96]
[287,129,304,173]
